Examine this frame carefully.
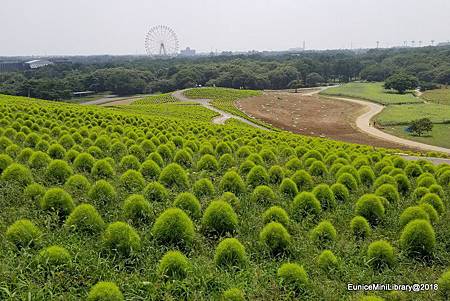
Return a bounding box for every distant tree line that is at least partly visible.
[1,46,450,100]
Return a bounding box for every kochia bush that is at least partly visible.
[214,238,247,269]
[102,222,141,256]
[46,160,73,184]
[292,192,322,219]
[367,240,395,270]
[123,194,153,223]
[40,188,75,217]
[37,245,72,268]
[88,180,117,204]
[159,163,189,190]
[158,250,190,280]
[219,171,246,195]
[400,219,435,258]
[202,201,238,235]
[262,206,290,226]
[65,204,105,234]
[355,194,385,225]
[1,163,33,187]
[192,178,215,199]
[310,221,337,246]
[152,208,195,248]
[87,282,124,301]
[277,263,308,293]
[174,192,201,219]
[6,219,42,248]
[251,185,276,204]
[119,170,145,194]
[350,216,371,239]
[259,222,291,254]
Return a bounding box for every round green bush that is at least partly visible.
[438,170,450,186]
[405,163,423,178]
[91,159,115,179]
[330,183,349,203]
[73,152,95,173]
[259,222,291,254]
[46,160,73,184]
[158,250,190,280]
[308,161,328,177]
[417,175,436,188]
[438,269,450,299]
[291,170,313,192]
[269,165,284,185]
[197,154,219,171]
[419,193,444,215]
[64,174,91,195]
[40,188,75,216]
[317,250,339,270]
[222,288,245,301]
[219,192,240,209]
[400,219,435,257]
[159,163,189,190]
[292,192,322,219]
[48,143,66,159]
[219,153,235,170]
[358,166,375,186]
[279,178,298,199]
[6,219,41,248]
[174,149,193,168]
[373,174,397,190]
[355,194,385,225]
[119,155,140,171]
[310,221,337,245]
[102,222,141,256]
[251,185,276,204]
[65,204,105,233]
[239,160,256,175]
[419,203,439,224]
[1,163,32,186]
[350,216,371,239]
[87,282,124,301]
[174,192,201,219]
[88,180,117,204]
[123,194,153,223]
[262,206,290,226]
[214,238,247,268]
[358,296,385,301]
[24,183,46,202]
[277,263,308,293]
[37,245,71,267]
[411,187,429,202]
[143,181,168,202]
[202,201,238,235]
[375,184,400,204]
[0,153,13,173]
[17,148,34,164]
[394,174,411,195]
[246,165,269,187]
[336,165,360,184]
[367,240,395,270]
[428,184,444,198]
[28,151,51,170]
[219,171,246,195]
[399,206,429,228]
[119,170,145,194]
[337,173,358,191]
[139,159,160,181]
[285,157,302,171]
[152,208,195,247]
[193,178,215,199]
[312,184,336,210]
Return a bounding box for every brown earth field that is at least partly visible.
[237,91,417,151]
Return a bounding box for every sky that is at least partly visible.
[1,0,450,56]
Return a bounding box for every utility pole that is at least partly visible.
[376,41,380,49]
[419,40,422,47]
[431,40,435,46]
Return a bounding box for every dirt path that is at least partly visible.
[171,90,269,130]
[81,95,150,106]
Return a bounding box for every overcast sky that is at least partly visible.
[1,0,450,56]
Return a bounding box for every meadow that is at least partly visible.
[0,92,449,300]
[321,83,422,105]
[375,104,450,126]
[384,124,450,149]
[421,88,450,105]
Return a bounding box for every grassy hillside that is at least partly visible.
[321,83,422,105]
[376,104,450,126]
[0,94,449,300]
[422,88,450,105]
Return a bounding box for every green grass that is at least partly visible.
[376,104,450,126]
[0,94,448,300]
[421,88,450,105]
[64,92,112,103]
[321,82,423,105]
[383,124,450,149]
[132,93,177,105]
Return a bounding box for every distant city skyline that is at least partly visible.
[1,0,450,56]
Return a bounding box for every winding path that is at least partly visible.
[171,90,270,131]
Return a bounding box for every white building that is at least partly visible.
[24,59,54,69]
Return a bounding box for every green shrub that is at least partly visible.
[312,184,336,210]
[246,165,269,187]
[292,192,322,219]
[419,193,444,215]
[174,192,201,219]
[411,187,429,202]
[373,175,397,190]
[202,201,238,235]
[48,143,66,159]
[73,153,95,173]
[219,154,235,170]
[0,153,13,173]
[40,188,75,216]
[355,194,385,225]
[158,250,190,280]
[24,183,46,202]
[438,170,450,186]
[159,163,189,190]
[222,288,245,301]
[46,160,73,184]
[400,219,435,257]
[367,240,395,269]
[219,192,240,209]
[358,296,385,301]
[417,175,436,188]
[87,282,124,301]
[197,154,219,171]
[394,174,411,195]
[259,222,291,254]
[123,194,153,223]
[193,178,215,199]
[174,149,193,168]
[37,245,71,268]
[65,204,105,233]
[419,203,439,224]
[437,269,450,299]
[139,159,160,181]
[336,165,360,184]
[28,151,51,170]
[219,171,246,195]
[375,184,399,204]
[337,173,358,191]
[119,170,145,194]
[268,165,284,185]
[64,174,91,195]
[239,160,256,175]
[279,178,298,199]
[91,159,115,179]
[102,221,141,256]
[291,170,313,192]
[119,155,140,171]
[405,163,423,178]
[310,221,337,246]
[152,208,195,248]
[358,166,375,186]
[251,185,276,204]
[317,250,339,270]
[262,206,290,226]
[1,163,32,186]
[277,263,308,293]
[399,206,429,228]
[6,219,41,248]
[88,180,117,204]
[214,238,247,268]
[350,216,371,239]
[428,184,444,198]
[143,181,168,202]
[330,183,349,203]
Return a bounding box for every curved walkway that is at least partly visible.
[171,90,269,131]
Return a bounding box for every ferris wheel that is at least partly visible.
[145,25,179,57]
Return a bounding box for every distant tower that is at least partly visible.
[303,40,306,51]
[376,41,380,48]
[411,40,416,47]
[431,40,435,46]
[404,41,408,47]
[419,40,423,47]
